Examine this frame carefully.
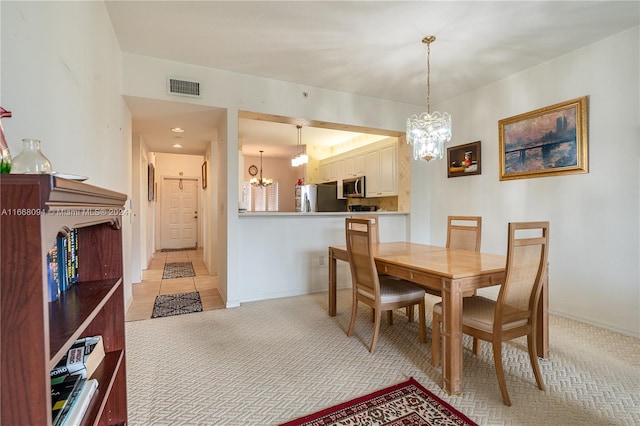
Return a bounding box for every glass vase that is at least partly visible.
[11,139,53,174]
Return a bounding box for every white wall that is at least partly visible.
[411,27,639,337]
[130,133,154,276]
[130,133,143,283]
[1,2,134,303]
[237,214,408,302]
[201,137,218,276]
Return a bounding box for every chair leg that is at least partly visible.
[347,298,358,337]
[418,301,426,343]
[472,337,481,355]
[406,305,414,322]
[492,340,511,406]
[370,306,382,353]
[387,310,393,326]
[431,310,441,367]
[527,332,546,391]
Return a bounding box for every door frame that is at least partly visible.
[158,175,201,250]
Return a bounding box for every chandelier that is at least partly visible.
[291,125,308,167]
[406,36,452,161]
[250,150,273,187]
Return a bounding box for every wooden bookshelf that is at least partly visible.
[1,174,128,426]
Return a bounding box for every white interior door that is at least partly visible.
[161,177,198,250]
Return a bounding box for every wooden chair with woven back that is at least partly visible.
[351,214,416,323]
[431,221,550,406]
[349,215,380,243]
[446,216,482,252]
[345,218,427,353]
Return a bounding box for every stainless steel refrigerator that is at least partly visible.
[295,183,346,212]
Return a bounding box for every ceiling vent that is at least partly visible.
[167,77,201,98]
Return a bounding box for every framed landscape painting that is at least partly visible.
[447,141,481,178]
[498,96,588,181]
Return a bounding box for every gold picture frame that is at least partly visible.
[447,141,481,178]
[498,96,588,181]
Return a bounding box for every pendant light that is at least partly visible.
[291,125,308,167]
[250,150,273,187]
[406,36,452,161]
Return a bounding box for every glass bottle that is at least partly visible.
[11,139,53,174]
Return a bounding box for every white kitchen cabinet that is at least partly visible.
[343,152,366,178]
[320,138,397,198]
[365,140,397,197]
[319,158,343,183]
[364,148,380,196]
[319,162,330,182]
[378,141,397,196]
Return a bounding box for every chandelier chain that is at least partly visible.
[426,40,431,114]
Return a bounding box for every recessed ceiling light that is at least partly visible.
[172,143,183,148]
[171,127,185,133]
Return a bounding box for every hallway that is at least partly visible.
[125,248,225,322]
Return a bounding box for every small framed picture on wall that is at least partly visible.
[148,163,155,201]
[447,141,481,178]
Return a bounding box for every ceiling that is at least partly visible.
[107,1,639,157]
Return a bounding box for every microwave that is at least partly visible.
[343,176,365,198]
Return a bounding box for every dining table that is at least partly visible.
[328,241,549,396]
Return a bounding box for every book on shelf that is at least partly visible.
[47,242,61,302]
[48,229,79,301]
[67,228,79,285]
[71,228,79,284]
[51,336,105,381]
[66,230,73,286]
[64,229,79,287]
[51,374,83,426]
[57,235,69,293]
[59,379,98,426]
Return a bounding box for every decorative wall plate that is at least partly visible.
[248,165,258,176]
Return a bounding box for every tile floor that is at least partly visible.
[125,248,225,322]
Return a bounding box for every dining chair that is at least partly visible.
[446,216,482,338]
[351,214,415,322]
[431,221,549,406]
[446,216,482,252]
[345,218,427,353]
[349,215,380,243]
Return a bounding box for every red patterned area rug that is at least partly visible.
[280,377,477,426]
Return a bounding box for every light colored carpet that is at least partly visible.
[125,290,640,425]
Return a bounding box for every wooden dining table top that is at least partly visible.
[330,242,506,281]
